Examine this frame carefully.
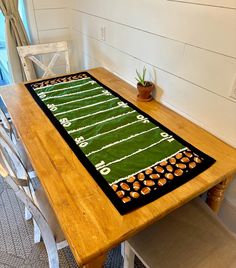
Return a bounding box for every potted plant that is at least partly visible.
[135,66,154,101]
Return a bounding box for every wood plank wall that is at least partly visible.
[26,0,71,74]
[68,0,236,148]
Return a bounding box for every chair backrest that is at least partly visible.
[0,133,33,199]
[0,133,51,229]
[0,109,18,155]
[0,131,61,268]
[0,106,34,174]
[17,41,70,81]
[0,106,18,141]
[0,107,11,133]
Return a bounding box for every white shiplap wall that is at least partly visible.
[69,0,236,148]
[168,0,236,9]
[26,0,70,43]
[25,0,71,74]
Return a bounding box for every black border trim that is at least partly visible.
[25,72,216,215]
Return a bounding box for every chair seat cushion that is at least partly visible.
[35,186,65,243]
[128,198,236,268]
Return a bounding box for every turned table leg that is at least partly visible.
[83,254,106,268]
[206,176,233,213]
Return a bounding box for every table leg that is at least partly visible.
[206,176,233,213]
[83,254,106,268]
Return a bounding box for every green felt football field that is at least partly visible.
[33,76,186,184]
[27,72,215,214]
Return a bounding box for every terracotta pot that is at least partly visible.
[137,81,154,102]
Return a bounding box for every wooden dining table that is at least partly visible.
[0,67,236,267]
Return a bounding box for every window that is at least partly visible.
[0,0,29,86]
[0,10,9,86]
[19,0,30,41]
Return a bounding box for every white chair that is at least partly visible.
[0,133,68,268]
[17,41,70,81]
[123,197,236,268]
[0,106,35,177]
[0,100,38,221]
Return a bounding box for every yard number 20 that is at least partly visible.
[75,136,88,148]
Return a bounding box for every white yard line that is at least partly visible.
[54,97,118,116]
[38,80,97,95]
[68,111,136,134]
[106,136,172,168]
[42,86,103,101]
[56,92,105,107]
[34,77,90,90]
[86,119,143,141]
[70,105,122,122]
[110,147,188,185]
[86,127,159,157]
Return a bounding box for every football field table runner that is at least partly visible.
[25,72,215,214]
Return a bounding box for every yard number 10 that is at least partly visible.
[95,161,111,175]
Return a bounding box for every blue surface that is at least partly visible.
[0,79,8,86]
[0,4,29,84]
[0,96,8,115]
[0,11,9,85]
[0,11,5,47]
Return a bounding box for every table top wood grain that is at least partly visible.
[1,67,236,266]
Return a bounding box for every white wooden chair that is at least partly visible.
[0,106,35,177]
[0,99,38,220]
[123,197,236,268]
[17,41,70,81]
[0,134,68,268]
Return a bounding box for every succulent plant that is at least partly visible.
[135,66,147,87]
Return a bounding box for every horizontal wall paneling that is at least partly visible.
[72,30,236,147]
[71,11,236,101]
[72,0,236,57]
